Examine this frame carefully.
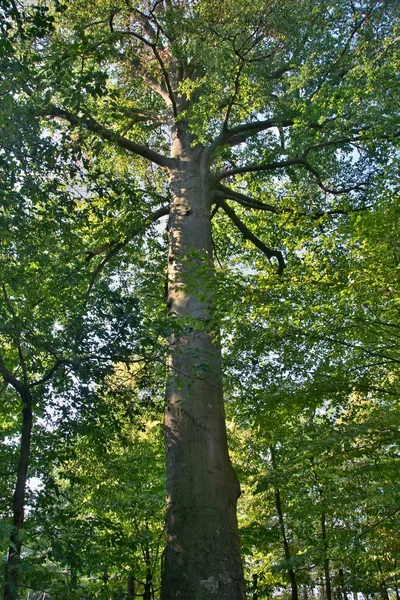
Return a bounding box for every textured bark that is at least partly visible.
[161,125,244,600]
[3,387,33,600]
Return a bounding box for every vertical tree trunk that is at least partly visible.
[252,573,259,600]
[394,568,400,600]
[3,387,33,600]
[161,130,244,600]
[270,446,299,600]
[127,575,135,600]
[339,568,348,600]
[377,561,390,600]
[321,511,332,600]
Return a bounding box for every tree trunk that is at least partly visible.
[127,575,135,600]
[3,387,33,600]
[321,511,332,600]
[339,568,348,600]
[252,573,258,600]
[161,129,244,600]
[270,446,299,600]
[377,561,390,600]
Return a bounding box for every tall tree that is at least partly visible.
[5,0,400,598]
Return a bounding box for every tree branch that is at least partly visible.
[110,12,178,117]
[219,200,285,274]
[1,283,29,386]
[30,360,72,388]
[0,353,24,394]
[221,60,245,131]
[208,117,294,155]
[217,153,368,196]
[46,106,175,169]
[215,183,279,213]
[217,156,304,180]
[87,205,169,292]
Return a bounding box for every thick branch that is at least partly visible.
[46,106,175,169]
[215,183,278,213]
[225,117,294,144]
[208,117,294,155]
[219,200,285,274]
[0,354,24,394]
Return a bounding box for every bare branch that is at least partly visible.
[46,106,175,169]
[219,200,285,274]
[312,205,372,219]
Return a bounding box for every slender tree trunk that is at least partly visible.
[394,567,400,600]
[321,510,332,600]
[252,574,258,600]
[339,568,348,600]
[4,387,33,600]
[310,461,331,600]
[161,127,244,600]
[127,575,135,600]
[143,569,152,600]
[270,446,299,600]
[377,561,390,600]
[143,545,152,600]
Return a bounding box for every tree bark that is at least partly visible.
[161,126,244,600]
[3,387,33,600]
